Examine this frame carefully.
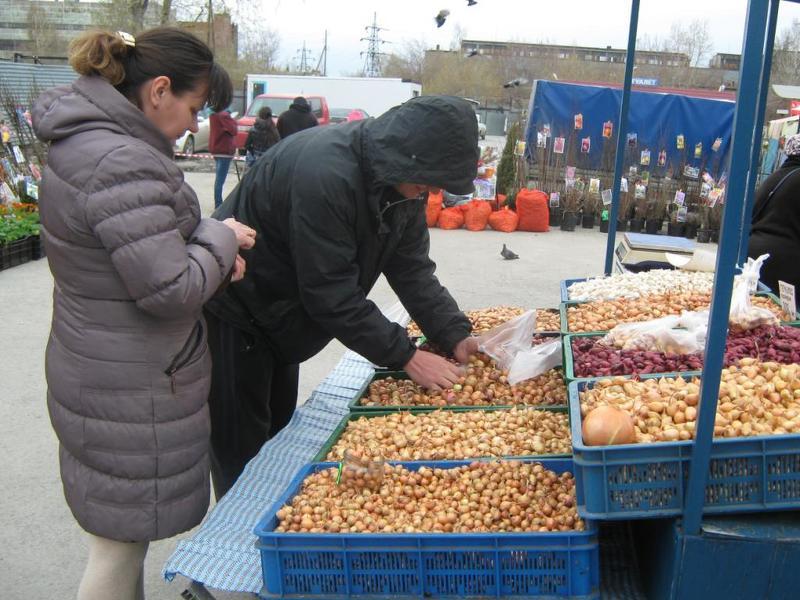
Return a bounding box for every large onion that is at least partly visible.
[582,405,636,446]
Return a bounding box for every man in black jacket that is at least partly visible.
[207,95,480,497]
[276,96,318,138]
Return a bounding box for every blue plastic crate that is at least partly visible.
[569,378,800,521]
[254,459,599,598]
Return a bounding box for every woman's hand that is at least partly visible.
[404,349,464,390]
[230,254,247,282]
[223,218,257,250]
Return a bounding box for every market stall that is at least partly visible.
[163,1,800,598]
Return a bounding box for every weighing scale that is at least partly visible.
[614,233,696,274]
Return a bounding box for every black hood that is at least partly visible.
[290,97,311,113]
[364,95,479,195]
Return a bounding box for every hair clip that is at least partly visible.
[116,31,136,48]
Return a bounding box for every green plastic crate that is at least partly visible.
[315,405,572,463]
[350,369,569,413]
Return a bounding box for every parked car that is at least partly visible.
[235,94,330,149]
[329,108,370,124]
[173,107,238,156]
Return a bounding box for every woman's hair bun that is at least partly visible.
[68,30,131,86]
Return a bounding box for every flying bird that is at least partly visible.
[435,9,450,28]
[465,49,479,58]
[467,0,478,5]
[501,244,519,260]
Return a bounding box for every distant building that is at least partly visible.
[709,53,741,70]
[179,13,238,57]
[0,1,236,63]
[0,0,165,61]
[461,40,690,68]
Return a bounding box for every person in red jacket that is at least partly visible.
[209,108,237,207]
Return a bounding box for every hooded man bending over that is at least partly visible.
[206,95,480,497]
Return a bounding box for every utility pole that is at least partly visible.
[315,30,328,76]
[360,12,387,77]
[295,41,314,75]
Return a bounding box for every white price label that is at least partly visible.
[779,281,797,320]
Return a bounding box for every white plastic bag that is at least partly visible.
[599,311,709,354]
[476,311,563,384]
[476,310,538,369]
[508,339,563,385]
[729,254,778,330]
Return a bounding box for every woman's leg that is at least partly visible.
[78,533,149,600]
[213,157,232,208]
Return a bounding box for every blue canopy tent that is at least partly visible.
[524,81,736,179]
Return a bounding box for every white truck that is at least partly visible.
[243,74,422,119]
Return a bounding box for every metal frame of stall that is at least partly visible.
[602,0,797,597]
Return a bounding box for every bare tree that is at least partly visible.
[667,19,713,67]
[382,39,427,82]
[27,5,63,56]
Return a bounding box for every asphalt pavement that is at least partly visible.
[1,147,630,599]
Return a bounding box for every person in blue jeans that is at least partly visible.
[209,108,237,207]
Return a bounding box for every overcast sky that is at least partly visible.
[245,0,800,76]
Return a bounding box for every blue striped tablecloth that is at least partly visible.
[162,351,374,594]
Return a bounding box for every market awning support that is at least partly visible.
[683,0,772,536]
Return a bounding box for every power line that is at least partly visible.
[360,12,388,77]
[294,41,315,75]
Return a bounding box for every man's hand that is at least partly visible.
[404,349,463,390]
[453,336,480,364]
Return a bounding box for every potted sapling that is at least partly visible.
[561,183,581,232]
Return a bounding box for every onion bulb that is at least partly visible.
[582,405,636,446]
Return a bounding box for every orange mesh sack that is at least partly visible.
[516,189,550,232]
[464,200,493,231]
[488,207,519,232]
[426,190,443,227]
[438,206,465,230]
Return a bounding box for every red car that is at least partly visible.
[235,93,330,149]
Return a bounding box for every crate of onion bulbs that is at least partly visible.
[406,306,563,336]
[314,406,572,463]
[561,291,792,335]
[352,353,568,412]
[253,459,599,598]
[567,359,800,520]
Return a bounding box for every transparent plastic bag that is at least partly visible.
[729,254,778,330]
[476,310,538,369]
[477,311,563,384]
[337,449,385,491]
[599,311,709,354]
[507,339,563,385]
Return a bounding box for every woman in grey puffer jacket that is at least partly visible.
[33,28,255,600]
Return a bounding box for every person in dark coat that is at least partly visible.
[749,132,800,303]
[32,27,255,600]
[276,95,318,138]
[244,105,280,169]
[206,95,480,497]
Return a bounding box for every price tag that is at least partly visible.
[779,281,797,320]
[601,189,612,205]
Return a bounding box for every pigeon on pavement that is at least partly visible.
[501,244,519,260]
